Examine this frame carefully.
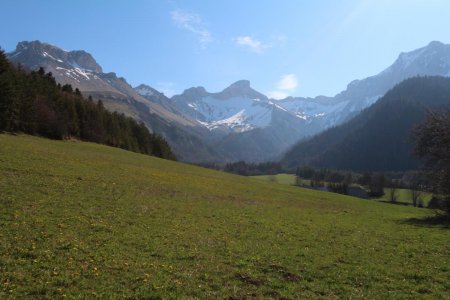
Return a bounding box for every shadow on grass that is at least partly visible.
[379,200,411,206]
[400,213,450,229]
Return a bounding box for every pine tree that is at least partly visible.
[0,50,175,160]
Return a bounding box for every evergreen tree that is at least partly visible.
[0,50,176,160]
[414,108,450,215]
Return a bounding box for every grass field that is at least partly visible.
[254,174,434,207]
[1,135,449,299]
[380,188,433,206]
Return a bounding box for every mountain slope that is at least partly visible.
[169,80,317,161]
[278,41,450,129]
[6,41,197,126]
[1,134,448,298]
[281,76,450,171]
[165,41,450,162]
[6,40,226,163]
[7,40,450,163]
[171,80,282,133]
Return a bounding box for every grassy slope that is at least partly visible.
[0,135,449,299]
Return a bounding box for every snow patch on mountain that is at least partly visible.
[42,51,57,61]
[55,66,93,82]
[188,96,273,132]
[74,68,91,80]
[200,110,253,132]
[278,98,349,123]
[268,100,288,112]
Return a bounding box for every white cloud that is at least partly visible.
[233,34,287,54]
[277,74,298,91]
[171,9,212,48]
[267,74,299,100]
[234,36,270,54]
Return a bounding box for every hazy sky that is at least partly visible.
[2,0,450,98]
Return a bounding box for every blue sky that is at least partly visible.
[1,0,449,98]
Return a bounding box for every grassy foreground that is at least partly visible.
[0,135,449,299]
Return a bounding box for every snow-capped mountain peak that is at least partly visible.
[170,80,287,132]
[167,40,450,134]
[7,40,137,95]
[383,40,450,75]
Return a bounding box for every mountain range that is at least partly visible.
[6,40,450,163]
[282,76,450,171]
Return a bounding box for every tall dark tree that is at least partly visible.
[368,173,385,197]
[414,108,450,214]
[387,180,398,203]
[0,50,19,131]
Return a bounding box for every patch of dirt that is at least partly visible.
[234,273,265,286]
[262,264,302,282]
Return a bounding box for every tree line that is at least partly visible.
[221,161,283,176]
[293,107,450,216]
[0,50,175,160]
[414,108,450,216]
[294,165,435,206]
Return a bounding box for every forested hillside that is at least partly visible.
[282,76,450,171]
[0,50,175,160]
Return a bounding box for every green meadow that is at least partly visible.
[254,174,433,207]
[0,135,449,299]
[379,188,433,206]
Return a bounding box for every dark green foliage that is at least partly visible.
[368,173,386,197]
[295,166,315,179]
[0,50,175,160]
[327,182,349,195]
[427,196,447,210]
[358,173,372,186]
[223,161,283,176]
[282,76,450,172]
[295,166,352,184]
[295,167,353,195]
[414,108,450,215]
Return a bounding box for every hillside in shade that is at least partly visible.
[282,76,450,172]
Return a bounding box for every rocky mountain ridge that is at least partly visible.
[7,40,450,163]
